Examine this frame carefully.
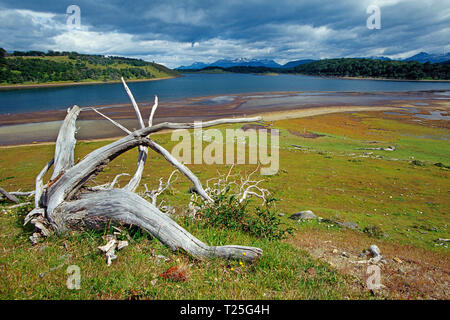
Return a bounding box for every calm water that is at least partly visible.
[1,73,450,115]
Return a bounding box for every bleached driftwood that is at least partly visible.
[25,79,263,262]
[144,170,178,206]
[51,106,80,180]
[188,165,270,218]
[0,186,20,203]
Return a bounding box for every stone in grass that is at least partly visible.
[289,210,317,221]
[335,221,359,230]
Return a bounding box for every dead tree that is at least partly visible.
[24,78,263,262]
[0,186,20,203]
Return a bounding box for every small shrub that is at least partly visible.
[194,187,292,240]
[362,225,384,238]
[434,162,449,169]
[411,160,425,166]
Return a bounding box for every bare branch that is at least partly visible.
[121,77,149,193]
[146,139,213,203]
[90,108,131,134]
[0,186,19,204]
[121,77,145,129]
[110,173,131,188]
[144,116,262,135]
[9,191,35,197]
[35,158,54,208]
[148,95,159,127]
[144,170,178,206]
[51,106,80,180]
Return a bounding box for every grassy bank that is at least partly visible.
[0,110,448,299]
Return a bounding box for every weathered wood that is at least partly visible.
[148,95,158,127]
[51,106,80,180]
[0,186,19,204]
[35,158,54,208]
[90,108,131,134]
[27,81,264,261]
[147,139,213,203]
[45,117,262,225]
[56,189,262,261]
[121,77,149,192]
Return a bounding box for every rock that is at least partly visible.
[289,210,317,221]
[369,244,381,257]
[278,213,285,217]
[363,245,383,264]
[335,221,359,230]
[342,251,349,258]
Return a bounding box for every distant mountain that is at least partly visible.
[281,59,316,68]
[177,58,281,70]
[403,52,450,63]
[177,51,450,70]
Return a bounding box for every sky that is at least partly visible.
[0,0,449,68]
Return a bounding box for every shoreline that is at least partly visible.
[0,90,448,147]
[0,106,401,148]
[0,75,180,90]
[180,71,450,82]
[309,74,450,82]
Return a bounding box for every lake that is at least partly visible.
[1,73,450,115]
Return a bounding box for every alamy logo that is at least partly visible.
[366,5,381,30]
[66,265,81,290]
[66,5,81,29]
[366,265,382,290]
[170,122,279,175]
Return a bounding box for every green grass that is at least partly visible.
[0,111,448,299]
[0,203,362,299]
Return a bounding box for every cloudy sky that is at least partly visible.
[0,0,449,68]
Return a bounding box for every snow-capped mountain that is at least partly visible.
[176,51,450,70]
[177,58,281,69]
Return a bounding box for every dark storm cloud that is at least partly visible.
[0,0,448,67]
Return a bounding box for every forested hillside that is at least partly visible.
[181,58,450,80]
[291,58,450,80]
[0,49,179,85]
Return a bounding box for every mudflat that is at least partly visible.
[0,90,448,146]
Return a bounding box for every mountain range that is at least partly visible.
[176,52,450,70]
[177,58,314,70]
